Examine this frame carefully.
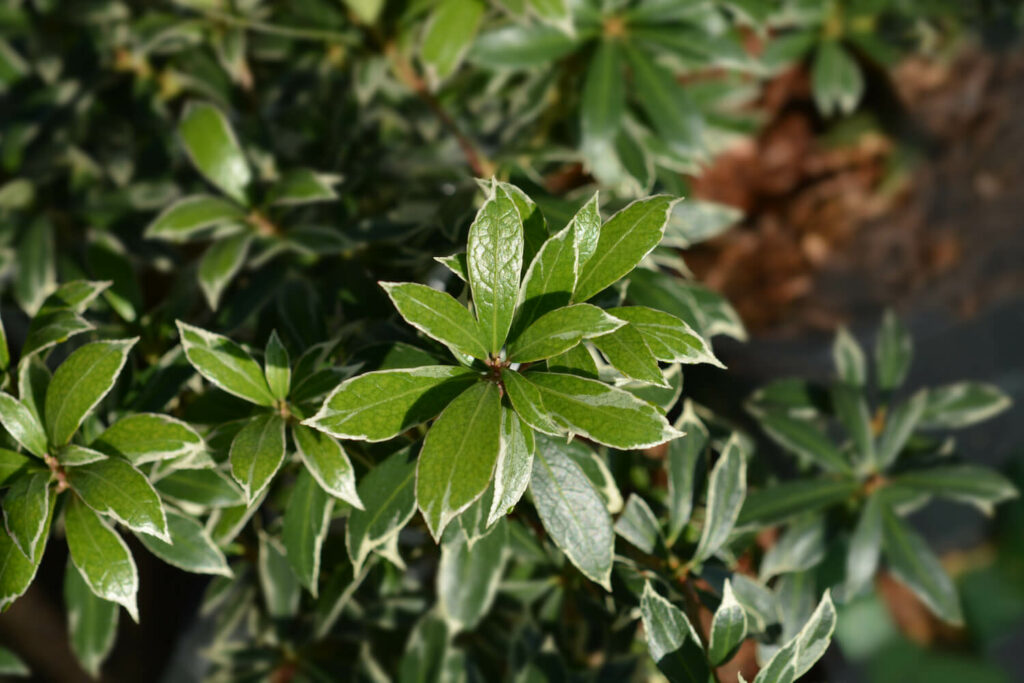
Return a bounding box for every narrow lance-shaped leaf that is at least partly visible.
[513,223,579,336]
[347,447,418,573]
[257,532,300,619]
[381,282,490,361]
[608,306,722,366]
[639,582,709,683]
[264,330,291,401]
[792,590,838,677]
[438,519,509,632]
[468,184,523,354]
[304,366,478,442]
[44,339,138,447]
[876,390,927,469]
[759,514,825,581]
[811,41,864,116]
[487,408,535,526]
[507,304,623,362]
[693,434,747,563]
[496,181,548,272]
[198,231,251,311]
[614,494,662,554]
[889,465,1018,515]
[737,478,858,528]
[875,310,912,393]
[844,492,883,599]
[293,425,363,508]
[267,169,338,206]
[64,496,139,622]
[155,468,244,509]
[593,323,666,387]
[421,0,485,83]
[667,402,707,543]
[708,580,748,666]
[918,382,1012,429]
[66,457,170,541]
[177,321,275,406]
[179,102,251,206]
[136,509,232,577]
[416,382,502,541]
[0,393,47,458]
[581,39,625,150]
[833,326,866,385]
[531,435,614,589]
[625,47,703,157]
[64,560,118,678]
[283,468,334,595]
[229,414,287,503]
[145,195,247,243]
[759,411,853,475]
[881,505,962,624]
[830,384,875,472]
[571,192,601,267]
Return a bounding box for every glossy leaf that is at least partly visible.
[513,223,579,336]
[177,321,274,406]
[708,580,748,666]
[381,282,490,361]
[508,304,623,362]
[693,434,747,563]
[876,390,927,469]
[438,519,508,632]
[639,582,709,682]
[293,425,362,507]
[593,322,666,386]
[467,185,523,354]
[263,330,291,401]
[1,472,52,559]
[283,468,334,595]
[844,492,883,599]
[421,0,485,83]
[0,393,47,457]
[614,494,661,554]
[347,447,418,573]
[832,326,866,385]
[66,457,169,541]
[145,195,246,243]
[918,382,1012,429]
[64,561,118,677]
[228,414,287,503]
[469,24,577,69]
[64,497,139,621]
[179,102,251,205]
[667,402,707,542]
[581,40,625,153]
[500,368,562,435]
[137,509,232,577]
[91,413,204,466]
[487,408,535,525]
[608,306,721,366]
[198,232,251,311]
[625,47,703,157]
[154,469,245,509]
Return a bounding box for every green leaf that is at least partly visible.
[625,46,704,157]
[179,102,251,206]
[570,192,602,268]
[347,447,417,573]
[752,638,796,683]
[13,220,55,317]
[759,514,825,581]
[458,484,497,548]
[1,472,52,559]
[0,517,47,612]
[305,366,478,442]
[0,314,8,372]
[881,506,962,624]
[416,382,502,540]
[468,184,524,354]
[283,468,334,595]
[639,582,709,682]
[563,440,623,514]
[513,223,579,337]
[918,382,1012,429]
[421,0,485,83]
[528,0,572,33]
[137,509,232,577]
[0,450,34,487]
[86,232,141,322]
[832,326,866,385]
[469,24,578,69]
[844,492,883,599]
[581,40,625,151]
[64,560,118,678]
[17,356,49,425]
[228,414,287,503]
[527,371,681,448]
[531,434,614,589]
[792,590,837,677]
[574,195,677,302]
[293,425,362,508]
[614,494,661,554]
[92,413,204,466]
[263,331,291,401]
[381,282,490,361]
[875,310,912,393]
[198,232,251,311]
[811,41,864,116]
[20,309,93,359]
[177,321,275,406]
[145,195,247,243]
[663,199,742,249]
[66,457,169,541]
[876,390,927,469]
[890,465,1018,515]
[58,445,107,466]
[608,306,722,366]
[342,0,383,24]
[693,434,747,563]
[708,580,748,666]
[438,518,508,632]
[487,408,535,526]
[257,531,300,619]
[593,322,666,386]
[267,169,338,206]
[0,646,28,677]
[547,342,599,379]
[500,368,562,435]
[508,304,623,362]
[737,478,858,527]
[667,402,707,542]
[759,412,853,475]
[154,468,244,508]
[0,393,47,457]
[64,496,139,621]
[435,253,468,282]
[830,384,875,472]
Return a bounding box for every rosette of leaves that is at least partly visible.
[145,101,341,310]
[740,310,1017,626]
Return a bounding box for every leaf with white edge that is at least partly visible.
[593,323,666,387]
[608,306,722,366]
[792,591,838,677]
[581,40,625,158]
[179,102,251,205]
[753,638,797,683]
[438,518,508,632]
[57,445,107,466]
[759,412,853,475]
[421,0,485,84]
[830,383,875,472]
[293,425,362,508]
[639,582,709,683]
[20,309,93,358]
[137,509,232,577]
[709,580,748,666]
[43,338,137,447]
[890,465,1018,515]
[876,390,927,469]
[305,366,478,442]
[177,321,274,406]
[257,531,300,619]
[91,413,204,466]
[17,356,49,426]
[0,393,46,457]
[381,282,490,361]
[264,330,291,401]
[614,494,662,554]
[1,472,52,559]
[145,195,247,242]
[875,310,912,393]
[0,450,34,487]
[844,492,883,599]
[0,516,48,613]
[267,168,339,206]
[759,514,825,581]
[513,224,579,337]
[547,342,599,379]
[417,382,502,541]
[507,304,623,363]
[64,496,139,621]
[487,408,535,526]
[919,382,1012,429]
[812,40,864,116]
[881,506,962,624]
[562,440,623,514]
[574,195,677,303]
[64,560,118,677]
[667,402,706,543]
[13,219,55,318]
[467,184,523,354]
[663,199,741,248]
[626,46,704,157]
[833,326,866,385]
[198,232,251,311]
[528,0,572,34]
[730,574,779,634]
[501,369,561,436]
[283,468,334,595]
[66,457,169,541]
[738,478,858,528]
[458,484,496,548]
[155,468,244,509]
[525,371,681,449]
[229,414,286,503]
[531,434,614,589]
[435,253,468,282]
[571,192,602,268]
[347,447,417,573]
[496,181,548,272]
[693,434,747,563]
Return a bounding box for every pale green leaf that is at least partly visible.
[889,465,1018,515]
[875,310,912,393]
[92,413,204,466]
[759,514,825,581]
[501,367,562,436]
[228,414,286,503]
[614,494,661,554]
[198,232,251,311]
[64,496,139,621]
[267,168,338,206]
[881,506,962,624]
[154,468,244,509]
[347,447,417,573]
[792,590,837,677]
[257,531,300,619]
[58,445,107,466]
[667,401,706,542]
[179,102,251,205]
[144,195,246,243]
[708,580,748,666]
[759,412,853,475]
[844,492,883,599]
[0,393,47,457]
[381,282,489,361]
[468,184,523,354]
[66,457,169,541]
[487,408,535,526]
[639,582,709,682]
[663,199,742,248]
[528,0,572,33]
[812,41,864,116]
[438,518,508,632]
[876,390,928,469]
[694,434,747,562]
[264,330,291,401]
[593,322,666,386]
[177,321,275,406]
[832,326,866,385]
[293,425,363,508]
[421,0,485,83]
[919,382,1012,429]
[608,306,722,366]
[1,472,52,559]
[507,304,623,362]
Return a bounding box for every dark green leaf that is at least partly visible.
[64,561,118,678]
[293,425,362,507]
[198,232,251,311]
[137,509,232,577]
[347,447,417,573]
[889,465,1018,515]
[438,518,508,632]
[64,496,139,621]
[759,412,853,475]
[640,582,709,682]
[1,472,52,559]
[881,506,962,624]
[177,321,275,406]
[66,457,169,541]
[508,304,623,362]
[593,322,666,386]
[918,382,1012,429]
[179,102,251,205]
[228,414,286,503]
[737,478,858,527]
[92,413,204,465]
[875,310,912,393]
[283,468,333,595]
